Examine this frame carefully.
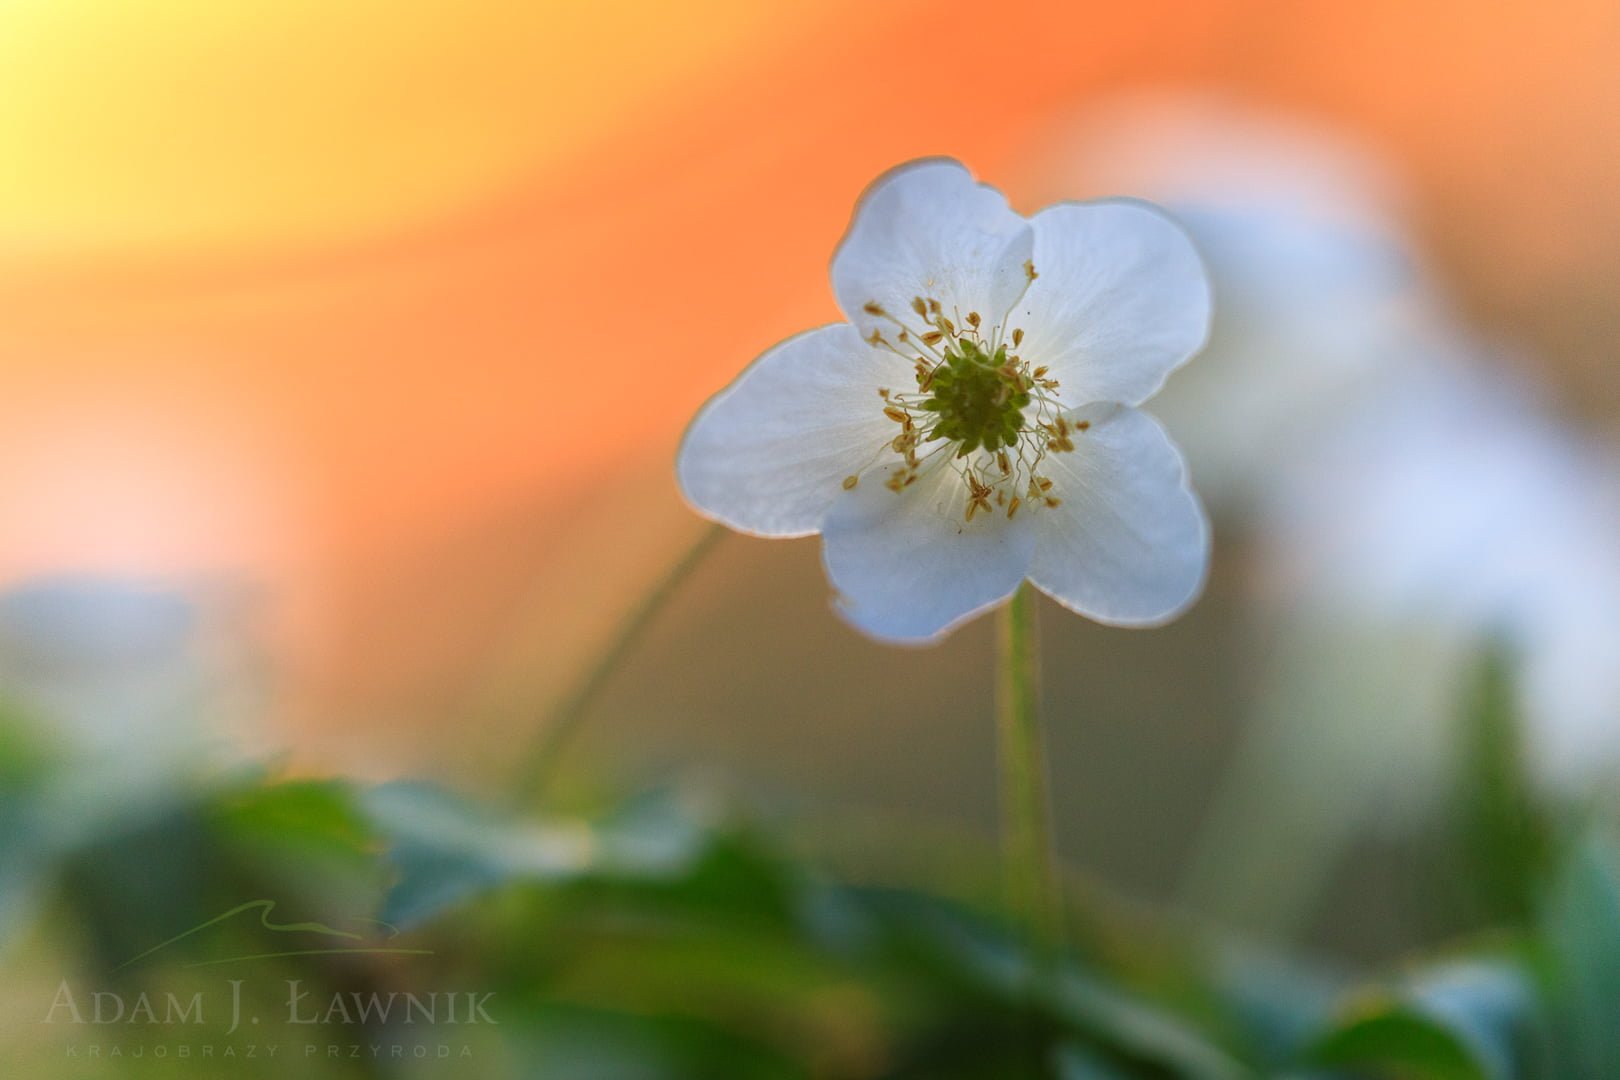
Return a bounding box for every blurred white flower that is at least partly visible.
[0,576,268,948]
[1263,358,1620,790]
[1187,353,1620,930]
[0,576,263,776]
[1038,98,1620,925]
[0,579,192,742]
[678,159,1211,643]
[1036,95,1426,512]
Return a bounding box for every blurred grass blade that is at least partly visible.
[1448,642,1552,927]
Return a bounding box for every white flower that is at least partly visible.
[677,160,1211,642]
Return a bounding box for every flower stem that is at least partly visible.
[997,582,1062,945]
[507,521,726,809]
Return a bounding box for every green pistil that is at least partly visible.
[919,339,1030,456]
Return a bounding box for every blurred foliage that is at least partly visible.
[3,653,1619,1080]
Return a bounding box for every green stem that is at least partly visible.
[997,582,1062,945]
[507,522,727,809]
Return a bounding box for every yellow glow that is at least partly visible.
[0,0,819,260]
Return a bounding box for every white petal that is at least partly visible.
[677,324,914,537]
[831,159,1034,342]
[1017,200,1210,407]
[1028,403,1208,626]
[821,461,1037,643]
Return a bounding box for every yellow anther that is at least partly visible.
[863,301,885,316]
[842,475,859,490]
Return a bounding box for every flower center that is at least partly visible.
[845,266,1082,523]
[922,338,1029,455]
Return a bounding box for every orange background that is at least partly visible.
[2,0,1617,744]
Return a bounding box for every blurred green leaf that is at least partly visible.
[855,889,1250,1078]
[365,781,715,929]
[507,1002,804,1079]
[1205,944,1343,1072]
[1308,959,1539,1080]
[1054,1041,1135,1079]
[1538,832,1620,1078]
[0,706,57,945]
[212,777,373,853]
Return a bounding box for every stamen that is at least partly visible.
[848,280,1075,515]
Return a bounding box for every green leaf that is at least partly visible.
[1207,943,1343,1071]
[1307,959,1539,1080]
[1052,1041,1132,1079]
[0,706,57,943]
[1538,833,1620,1078]
[506,1002,804,1079]
[364,782,714,929]
[854,889,1249,1078]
